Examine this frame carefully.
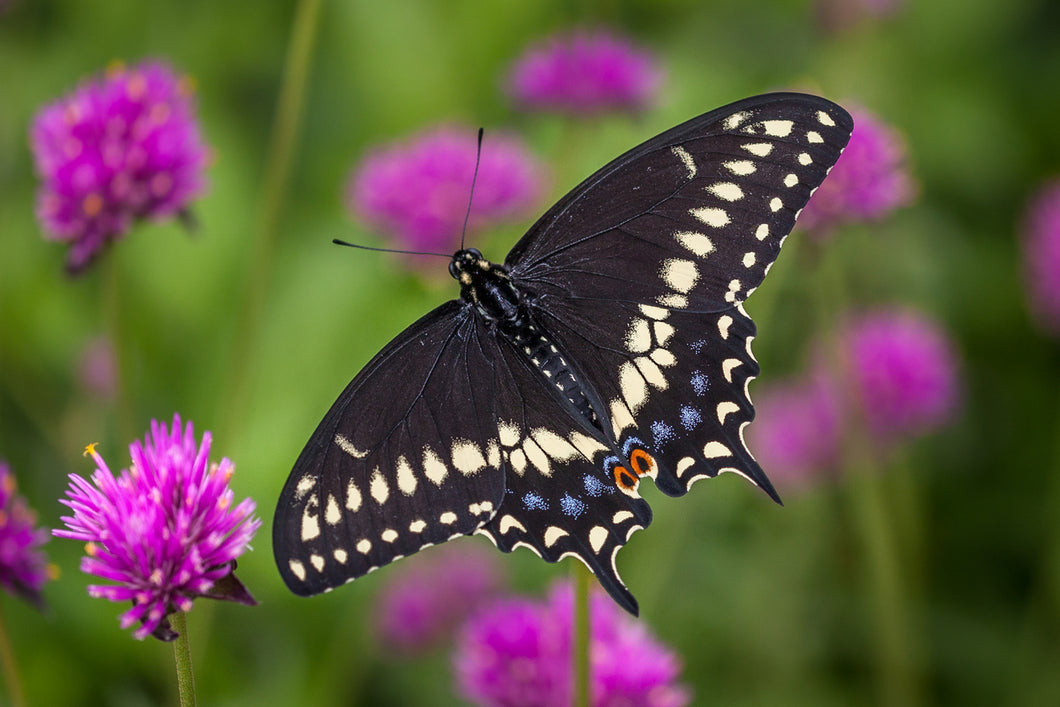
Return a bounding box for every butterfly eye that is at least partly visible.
[467,247,483,259]
[449,260,460,279]
[629,448,654,477]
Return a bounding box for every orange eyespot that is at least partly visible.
[629,448,654,476]
[613,466,639,491]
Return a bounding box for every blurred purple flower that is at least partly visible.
[78,336,117,400]
[454,581,691,707]
[749,369,843,487]
[30,60,210,273]
[506,29,662,116]
[349,127,544,256]
[839,309,961,444]
[377,542,504,654]
[0,462,53,607]
[54,415,259,641]
[798,106,914,236]
[1021,179,1060,335]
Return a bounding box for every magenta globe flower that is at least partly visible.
[798,106,914,236]
[839,309,961,444]
[1021,179,1060,335]
[0,462,53,607]
[506,29,662,116]
[55,415,259,641]
[749,369,843,488]
[30,60,210,273]
[349,127,544,256]
[454,582,691,707]
[376,542,504,654]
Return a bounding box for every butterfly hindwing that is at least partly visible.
[508,93,854,313]
[274,302,508,595]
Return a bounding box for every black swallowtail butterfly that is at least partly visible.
[274,93,853,615]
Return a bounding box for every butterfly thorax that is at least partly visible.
[451,248,600,428]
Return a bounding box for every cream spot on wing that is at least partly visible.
[619,360,648,412]
[523,437,551,476]
[807,130,823,144]
[724,110,750,130]
[657,294,687,308]
[346,479,362,511]
[381,529,398,543]
[625,317,651,353]
[755,223,769,241]
[760,119,793,137]
[409,519,427,533]
[499,515,526,534]
[469,500,494,516]
[487,439,501,469]
[708,182,744,201]
[676,456,695,478]
[498,421,521,447]
[325,494,341,525]
[294,474,315,500]
[310,554,325,572]
[568,430,607,460]
[396,455,417,495]
[691,206,730,228]
[289,560,306,581]
[334,549,348,563]
[703,441,732,458]
[718,315,734,339]
[675,231,715,257]
[612,510,634,524]
[356,539,371,554]
[440,511,458,525]
[798,152,812,165]
[532,428,579,461]
[653,320,675,346]
[770,197,783,212]
[422,446,448,485]
[452,439,486,475]
[544,526,568,547]
[784,173,798,188]
[301,501,320,541]
[717,401,741,424]
[650,348,676,367]
[818,110,836,127]
[722,358,742,382]
[639,304,669,320]
[743,252,756,268]
[635,356,667,389]
[369,469,389,505]
[589,526,609,553]
[333,433,367,458]
[724,159,756,176]
[671,145,696,178]
[742,142,773,157]
[510,448,527,475]
[724,279,742,303]
[661,258,699,294]
[609,399,636,437]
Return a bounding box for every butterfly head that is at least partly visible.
[449,248,488,284]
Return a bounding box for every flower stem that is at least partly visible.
[573,564,591,707]
[0,602,26,707]
[220,0,323,440]
[170,611,197,707]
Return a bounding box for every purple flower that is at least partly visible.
[376,542,504,654]
[749,369,843,487]
[798,106,914,236]
[349,127,544,256]
[839,309,961,444]
[454,582,691,707]
[0,462,53,607]
[54,415,259,641]
[506,30,662,116]
[30,60,210,273]
[1021,179,1060,335]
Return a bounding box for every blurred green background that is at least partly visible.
[2,0,1059,705]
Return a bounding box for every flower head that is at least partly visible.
[838,309,961,444]
[506,29,662,116]
[749,369,843,487]
[1021,179,1060,335]
[454,581,691,707]
[376,542,504,654]
[55,415,259,640]
[798,106,914,236]
[0,462,52,607]
[30,60,210,273]
[349,127,544,256]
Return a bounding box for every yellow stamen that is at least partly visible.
[81,193,104,217]
[83,442,99,458]
[47,564,61,581]
[85,542,98,557]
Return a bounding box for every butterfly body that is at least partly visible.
[274,93,854,615]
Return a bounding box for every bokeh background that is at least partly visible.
[2,0,1059,705]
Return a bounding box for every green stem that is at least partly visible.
[220,0,323,439]
[170,611,196,707]
[573,564,591,707]
[103,254,134,446]
[0,602,26,707]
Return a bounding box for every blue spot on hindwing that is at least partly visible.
[680,405,702,430]
[691,370,710,395]
[651,420,675,447]
[560,494,586,519]
[522,492,548,511]
[583,474,612,497]
[690,339,707,355]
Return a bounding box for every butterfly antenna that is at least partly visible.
[460,127,485,251]
[331,239,450,258]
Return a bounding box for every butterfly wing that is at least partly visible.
[274,301,509,595]
[507,93,853,497]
